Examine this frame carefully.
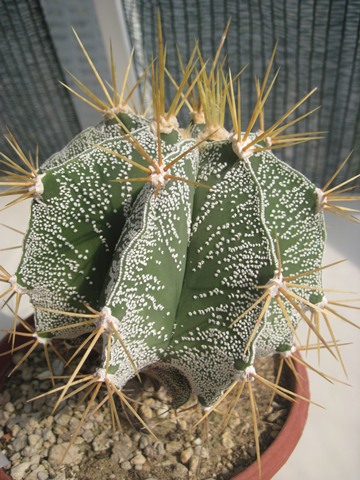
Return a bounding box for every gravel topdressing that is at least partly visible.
[0,345,290,480]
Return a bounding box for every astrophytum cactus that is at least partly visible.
[1,20,359,471]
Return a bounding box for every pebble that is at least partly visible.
[178,419,187,430]
[11,424,20,436]
[131,453,146,465]
[267,408,287,422]
[54,412,72,426]
[140,405,153,419]
[11,461,31,480]
[28,434,43,448]
[139,435,149,449]
[42,428,56,443]
[4,402,15,413]
[156,406,169,418]
[48,443,82,465]
[92,433,111,452]
[166,440,182,453]
[12,434,27,452]
[156,442,165,455]
[173,463,189,477]
[82,429,94,443]
[37,472,48,480]
[189,456,200,473]
[221,431,235,449]
[180,447,193,464]
[121,460,132,471]
[111,437,133,463]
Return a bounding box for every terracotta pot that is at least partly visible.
[0,328,309,480]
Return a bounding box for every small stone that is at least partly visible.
[194,446,202,456]
[54,412,71,426]
[111,437,133,463]
[22,446,40,457]
[121,460,132,471]
[48,443,82,465]
[22,403,32,414]
[156,406,169,418]
[161,456,177,467]
[178,419,187,430]
[82,421,94,431]
[230,416,241,427]
[180,447,193,464]
[11,462,32,480]
[42,416,54,428]
[143,445,157,459]
[42,428,56,443]
[189,456,200,473]
[166,440,182,454]
[139,436,149,449]
[24,472,38,480]
[38,472,49,480]
[248,446,256,457]
[82,429,94,443]
[28,434,43,448]
[155,387,168,401]
[53,472,66,480]
[12,434,27,452]
[93,433,111,452]
[131,453,146,466]
[11,424,20,436]
[173,463,189,477]
[0,391,11,405]
[266,409,287,422]
[132,432,141,443]
[221,431,235,449]
[93,411,104,423]
[156,442,165,455]
[29,454,41,466]
[4,402,15,413]
[139,405,153,419]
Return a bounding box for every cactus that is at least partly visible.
[1,20,359,473]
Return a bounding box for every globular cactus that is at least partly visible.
[1,20,359,470]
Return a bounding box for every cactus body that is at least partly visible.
[10,122,326,406]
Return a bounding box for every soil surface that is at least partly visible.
[0,345,291,480]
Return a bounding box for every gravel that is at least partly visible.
[0,346,290,479]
